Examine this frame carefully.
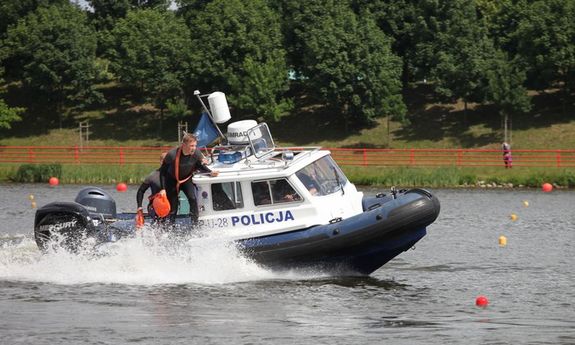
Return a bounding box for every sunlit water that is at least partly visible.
[1,184,574,344]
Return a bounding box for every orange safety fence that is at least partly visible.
[326,148,575,167]
[0,146,172,165]
[1,146,575,168]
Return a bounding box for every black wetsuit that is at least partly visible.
[159,147,211,222]
[136,169,162,216]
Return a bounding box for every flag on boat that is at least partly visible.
[193,112,220,147]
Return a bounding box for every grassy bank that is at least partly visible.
[2,164,573,189]
[0,164,156,184]
[343,166,575,188]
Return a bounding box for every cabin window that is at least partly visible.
[211,182,243,211]
[296,155,347,196]
[252,179,302,206]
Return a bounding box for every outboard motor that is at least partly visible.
[34,187,116,252]
[74,187,117,219]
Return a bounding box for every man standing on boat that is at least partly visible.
[159,133,219,224]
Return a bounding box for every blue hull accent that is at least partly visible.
[240,226,427,275]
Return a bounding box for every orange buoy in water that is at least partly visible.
[510,213,518,221]
[499,235,507,247]
[48,177,59,186]
[542,183,553,193]
[116,182,127,192]
[476,295,489,308]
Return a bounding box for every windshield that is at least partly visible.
[247,123,274,158]
[295,155,347,196]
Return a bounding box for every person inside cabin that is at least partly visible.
[252,181,272,206]
[136,152,167,221]
[159,133,219,225]
[296,169,320,196]
[502,142,512,168]
[272,179,301,202]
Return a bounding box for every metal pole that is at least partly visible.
[503,113,508,143]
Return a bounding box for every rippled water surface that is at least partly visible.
[1,184,574,344]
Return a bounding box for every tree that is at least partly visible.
[107,9,192,130]
[350,0,421,84]
[1,3,100,126]
[287,0,405,127]
[414,0,497,112]
[0,99,24,130]
[0,0,67,38]
[87,0,131,32]
[185,0,292,122]
[87,0,170,31]
[485,50,531,142]
[513,0,575,97]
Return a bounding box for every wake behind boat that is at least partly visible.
[33,91,440,275]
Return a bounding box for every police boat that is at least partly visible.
[33,91,440,275]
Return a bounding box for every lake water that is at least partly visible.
[1,184,574,344]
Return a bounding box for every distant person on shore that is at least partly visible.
[159,133,219,225]
[136,152,167,225]
[502,142,512,168]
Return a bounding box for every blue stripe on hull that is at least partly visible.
[239,227,427,275]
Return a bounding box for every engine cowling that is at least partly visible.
[34,202,99,252]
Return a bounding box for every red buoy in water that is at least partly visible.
[476,295,489,308]
[116,182,127,192]
[48,177,59,186]
[542,183,553,192]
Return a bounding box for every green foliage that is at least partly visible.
[1,3,100,111]
[0,99,24,129]
[485,50,531,115]
[166,98,192,120]
[186,0,292,121]
[512,0,575,93]
[342,166,575,188]
[0,0,67,37]
[88,0,131,31]
[350,0,420,84]
[107,9,191,109]
[60,164,154,184]
[1,0,573,140]
[234,53,294,121]
[87,0,170,31]
[288,0,405,126]
[416,0,496,104]
[13,164,62,183]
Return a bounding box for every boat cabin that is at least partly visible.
[192,122,364,239]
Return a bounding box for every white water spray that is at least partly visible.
[0,229,287,285]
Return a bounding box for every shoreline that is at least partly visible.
[1,164,573,189]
